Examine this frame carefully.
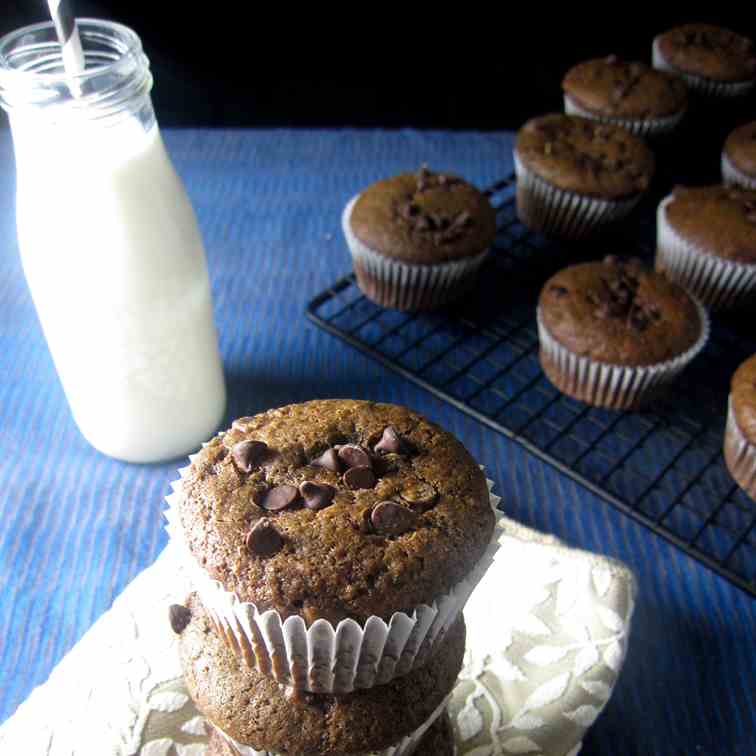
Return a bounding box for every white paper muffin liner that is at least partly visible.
[652,37,756,100]
[536,302,709,409]
[721,151,756,189]
[724,396,756,499]
[165,464,503,694]
[655,195,756,310]
[513,154,642,240]
[563,93,685,138]
[209,695,451,756]
[342,196,489,312]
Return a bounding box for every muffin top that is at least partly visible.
[656,24,756,83]
[206,714,455,756]
[563,56,688,119]
[515,114,655,199]
[349,167,497,264]
[731,354,756,444]
[663,185,756,263]
[539,258,702,366]
[179,399,494,624]
[179,594,464,754]
[724,121,756,177]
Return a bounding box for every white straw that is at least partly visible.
[47,0,85,94]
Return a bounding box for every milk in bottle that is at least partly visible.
[0,20,226,462]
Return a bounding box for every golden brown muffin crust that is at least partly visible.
[663,185,756,264]
[539,258,702,366]
[350,167,497,264]
[180,595,464,755]
[724,121,756,177]
[563,56,687,119]
[179,399,494,624]
[515,114,655,199]
[731,354,756,444]
[656,24,756,83]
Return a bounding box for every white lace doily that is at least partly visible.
[0,516,635,756]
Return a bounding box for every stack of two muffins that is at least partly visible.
[166,399,499,755]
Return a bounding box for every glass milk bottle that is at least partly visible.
[0,20,226,463]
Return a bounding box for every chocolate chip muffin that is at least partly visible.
[563,55,688,137]
[343,166,497,311]
[724,354,756,501]
[538,257,707,409]
[655,185,756,309]
[170,399,496,692]
[722,121,756,189]
[514,114,655,240]
[178,594,463,755]
[653,24,756,99]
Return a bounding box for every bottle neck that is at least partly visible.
[0,19,154,130]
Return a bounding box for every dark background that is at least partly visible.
[3,4,756,129]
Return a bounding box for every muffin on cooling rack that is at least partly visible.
[722,122,756,189]
[653,23,756,100]
[724,354,756,501]
[514,114,655,240]
[562,55,688,138]
[537,256,708,409]
[342,166,497,311]
[655,184,756,310]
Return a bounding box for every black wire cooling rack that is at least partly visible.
[306,175,756,596]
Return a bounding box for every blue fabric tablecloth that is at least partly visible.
[0,128,753,754]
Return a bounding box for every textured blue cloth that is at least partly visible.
[0,128,753,754]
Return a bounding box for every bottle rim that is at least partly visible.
[0,19,142,81]
[0,19,152,117]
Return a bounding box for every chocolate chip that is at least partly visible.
[747,212,756,224]
[259,485,300,511]
[338,444,371,470]
[169,604,191,635]
[246,519,284,557]
[299,481,336,510]
[370,501,418,536]
[312,448,342,472]
[604,255,619,266]
[344,466,377,490]
[231,440,268,472]
[606,54,619,65]
[629,308,650,331]
[400,480,438,511]
[399,201,420,220]
[374,426,409,455]
[549,284,569,297]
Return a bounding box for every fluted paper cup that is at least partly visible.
[537,303,709,409]
[342,196,489,312]
[721,151,756,189]
[653,37,756,100]
[514,154,643,240]
[563,93,685,138]
[724,397,756,500]
[208,697,451,756]
[165,465,503,694]
[655,195,756,309]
